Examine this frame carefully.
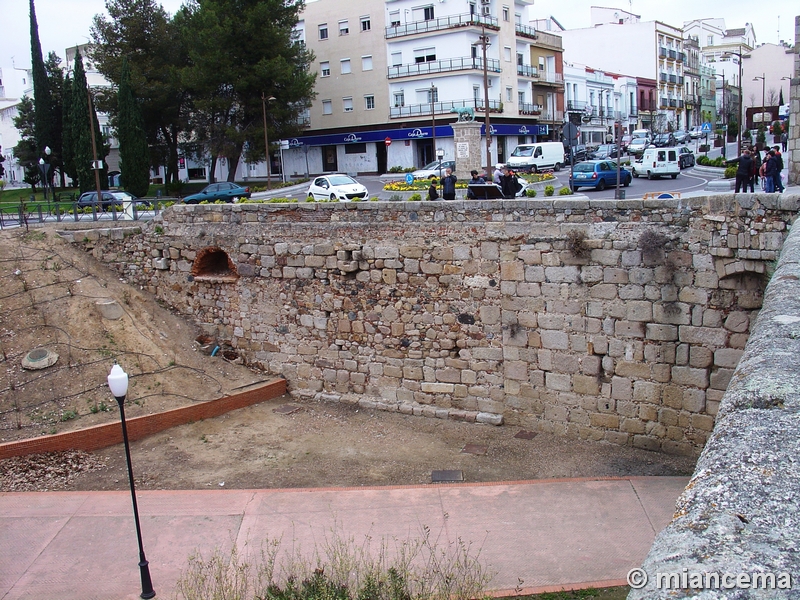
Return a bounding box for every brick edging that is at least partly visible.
[0,379,286,460]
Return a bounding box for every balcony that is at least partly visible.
[659,73,668,83]
[535,71,564,85]
[668,49,677,60]
[668,99,677,108]
[677,75,684,86]
[659,47,668,58]
[629,106,638,117]
[385,13,499,39]
[668,74,677,84]
[517,64,539,77]
[660,97,669,108]
[529,29,563,50]
[388,56,501,79]
[538,109,564,122]
[566,100,589,112]
[519,103,543,115]
[515,23,538,40]
[677,52,686,62]
[389,98,502,118]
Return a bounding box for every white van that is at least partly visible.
[506,142,565,172]
[632,147,680,180]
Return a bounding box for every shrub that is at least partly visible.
[525,188,537,198]
[544,185,555,197]
[698,144,710,153]
[724,165,737,179]
[558,186,573,195]
[408,193,422,202]
[566,229,590,257]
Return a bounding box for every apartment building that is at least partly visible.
[282,0,564,176]
[560,16,687,132]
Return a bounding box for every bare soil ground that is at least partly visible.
[0,225,696,493]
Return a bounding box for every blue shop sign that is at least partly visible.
[285,123,549,148]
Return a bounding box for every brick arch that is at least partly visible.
[191,247,238,280]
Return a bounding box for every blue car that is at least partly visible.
[182,182,251,204]
[570,160,632,191]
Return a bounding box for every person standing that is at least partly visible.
[764,150,778,193]
[749,145,760,193]
[499,167,519,199]
[733,149,753,194]
[441,168,457,200]
[781,131,788,153]
[493,163,503,184]
[772,146,785,193]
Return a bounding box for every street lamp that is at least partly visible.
[753,74,766,127]
[37,147,51,200]
[261,94,277,190]
[108,364,156,599]
[721,48,744,157]
[473,23,493,173]
[713,72,727,158]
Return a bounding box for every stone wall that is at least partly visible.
[628,204,800,599]
[788,16,799,186]
[66,194,799,455]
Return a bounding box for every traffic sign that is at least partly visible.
[701,122,712,133]
[385,137,392,147]
[405,173,414,184]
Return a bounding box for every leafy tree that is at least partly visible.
[90,0,189,186]
[12,97,42,188]
[116,58,151,197]
[178,0,316,181]
[0,147,6,181]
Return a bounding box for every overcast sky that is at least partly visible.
[1,0,796,97]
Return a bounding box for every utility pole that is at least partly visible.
[474,23,492,172]
[87,88,104,208]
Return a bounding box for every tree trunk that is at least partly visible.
[209,156,217,183]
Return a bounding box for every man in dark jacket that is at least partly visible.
[466,169,486,199]
[441,168,457,200]
[764,150,778,193]
[772,146,785,193]
[500,167,519,199]
[733,149,753,193]
[749,146,761,192]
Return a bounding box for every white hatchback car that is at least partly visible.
[307,174,369,202]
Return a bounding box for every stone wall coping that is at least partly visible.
[629,220,800,598]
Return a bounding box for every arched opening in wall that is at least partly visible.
[713,268,768,312]
[192,247,239,282]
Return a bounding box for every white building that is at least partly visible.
[0,66,32,187]
[560,16,687,131]
[741,43,795,114]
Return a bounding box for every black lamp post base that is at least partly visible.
[139,559,156,598]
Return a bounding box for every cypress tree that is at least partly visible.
[29,0,55,170]
[69,52,93,192]
[62,73,75,186]
[117,58,150,197]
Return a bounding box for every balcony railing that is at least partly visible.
[668,49,677,60]
[669,99,677,108]
[388,56,500,78]
[517,64,539,77]
[659,73,668,83]
[660,97,669,107]
[515,23,538,40]
[530,29,563,49]
[389,98,502,118]
[536,71,564,85]
[519,102,543,115]
[678,100,684,109]
[677,52,686,62]
[677,75,684,85]
[385,13,499,38]
[629,106,638,117]
[668,74,677,84]
[659,47,668,58]
[538,109,564,122]
[566,100,589,112]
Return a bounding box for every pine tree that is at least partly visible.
[116,58,151,197]
[69,52,93,192]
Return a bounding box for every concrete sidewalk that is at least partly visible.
[0,476,688,599]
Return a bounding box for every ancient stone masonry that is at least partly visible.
[69,194,799,455]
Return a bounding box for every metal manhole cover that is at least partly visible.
[514,430,538,440]
[273,404,301,415]
[461,444,488,455]
[22,348,59,370]
[431,470,464,483]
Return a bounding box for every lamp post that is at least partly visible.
[721,48,744,157]
[430,83,437,168]
[261,94,276,190]
[753,74,766,124]
[87,88,105,209]
[714,73,726,158]
[474,23,493,173]
[37,146,51,200]
[108,364,156,599]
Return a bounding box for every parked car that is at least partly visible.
[620,135,633,152]
[677,146,696,169]
[673,131,690,144]
[588,144,622,160]
[689,125,705,139]
[652,133,677,147]
[411,160,455,179]
[563,144,588,163]
[182,182,251,204]
[307,174,369,202]
[569,160,632,191]
[632,147,680,179]
[76,191,123,211]
[627,137,650,157]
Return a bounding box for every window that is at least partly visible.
[320,61,330,77]
[362,55,373,71]
[473,86,480,101]
[343,97,353,112]
[365,95,375,110]
[389,11,400,27]
[339,20,349,35]
[360,16,371,31]
[502,6,509,21]
[518,91,525,105]
[506,87,513,102]
[504,46,511,61]
[424,6,435,20]
[426,87,438,103]
[394,91,405,107]
[391,52,402,66]
[414,47,436,64]
[322,100,332,115]
[341,59,351,74]
[516,52,523,66]
[318,23,328,39]
[345,143,367,154]
[539,57,545,70]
